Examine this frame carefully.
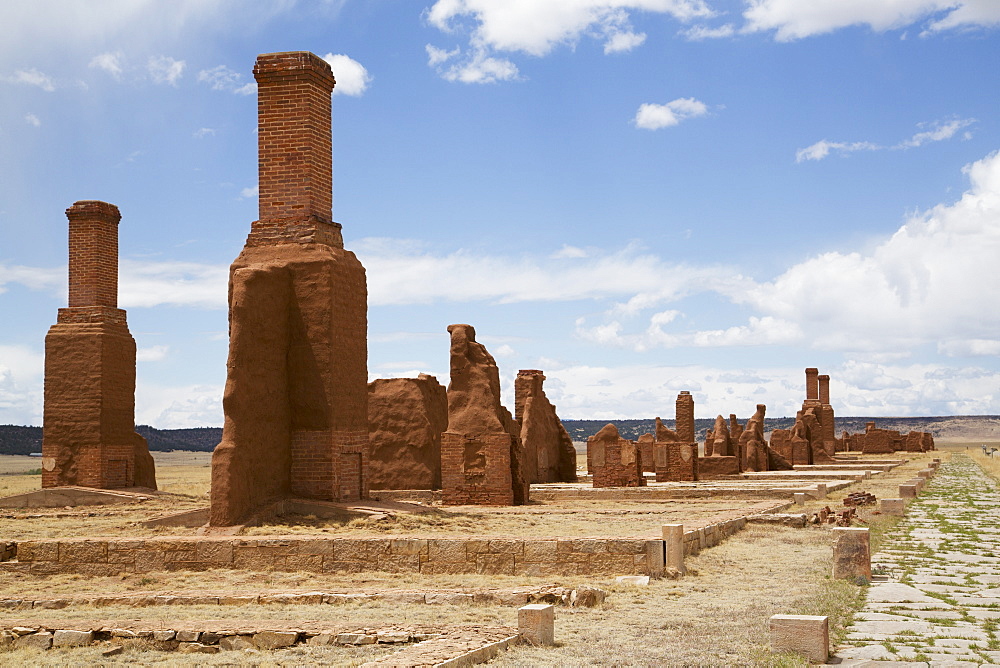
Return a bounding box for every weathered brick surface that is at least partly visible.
[42,200,156,490]
[588,424,645,488]
[210,52,369,525]
[368,375,448,490]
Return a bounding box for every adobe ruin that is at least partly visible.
[367,374,448,490]
[700,413,740,478]
[514,369,578,484]
[42,200,156,490]
[770,368,836,465]
[842,421,935,454]
[210,52,369,526]
[440,324,528,505]
[588,423,645,488]
[655,392,698,481]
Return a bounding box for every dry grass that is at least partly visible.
[0,449,946,665]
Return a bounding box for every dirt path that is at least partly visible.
[832,454,1000,665]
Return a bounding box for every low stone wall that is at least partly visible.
[4,536,665,578]
[681,517,747,556]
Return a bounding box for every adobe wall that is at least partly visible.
[441,325,527,505]
[514,370,577,484]
[42,201,155,490]
[211,52,368,526]
[588,424,644,488]
[367,375,448,490]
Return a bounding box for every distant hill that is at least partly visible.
[0,425,222,455]
[2,415,998,455]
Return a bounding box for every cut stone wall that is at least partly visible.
[588,424,645,488]
[5,535,666,577]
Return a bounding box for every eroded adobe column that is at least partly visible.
[676,391,695,444]
[211,51,369,526]
[42,201,156,490]
[818,374,837,456]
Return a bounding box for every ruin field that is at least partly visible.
[0,450,948,665]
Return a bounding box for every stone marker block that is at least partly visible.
[15,632,53,650]
[908,478,924,493]
[53,629,93,647]
[809,483,827,499]
[793,492,807,505]
[519,603,555,646]
[769,614,829,663]
[899,484,918,498]
[662,524,685,576]
[880,498,905,516]
[832,527,870,583]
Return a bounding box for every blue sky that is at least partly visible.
[2,0,1000,428]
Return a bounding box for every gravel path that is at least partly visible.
[832,454,1000,666]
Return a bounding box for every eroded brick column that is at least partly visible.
[211,51,369,526]
[817,374,837,456]
[42,201,156,490]
[675,391,695,445]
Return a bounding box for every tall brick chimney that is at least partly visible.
[805,367,819,402]
[818,375,831,404]
[248,51,342,247]
[66,200,120,309]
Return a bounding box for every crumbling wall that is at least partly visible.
[514,370,577,484]
[441,324,527,505]
[368,374,448,490]
[588,423,645,488]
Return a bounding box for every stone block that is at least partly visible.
[519,603,555,646]
[376,554,420,572]
[917,468,933,479]
[15,632,53,650]
[194,541,234,563]
[220,635,254,650]
[880,498,905,516]
[337,633,376,645]
[306,633,336,646]
[60,540,108,563]
[476,553,516,575]
[335,539,390,562]
[178,642,220,654]
[427,540,467,562]
[663,524,685,576]
[53,629,93,647]
[153,630,176,641]
[793,492,807,505]
[899,483,918,498]
[487,539,524,555]
[18,542,58,562]
[253,630,299,649]
[176,630,201,642]
[809,483,827,499]
[770,614,828,663]
[389,538,427,556]
[522,541,558,561]
[832,527,871,583]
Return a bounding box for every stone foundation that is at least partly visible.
[4,535,666,578]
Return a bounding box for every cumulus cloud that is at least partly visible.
[634,97,709,129]
[321,53,372,96]
[24,113,40,127]
[89,51,125,79]
[148,55,185,85]
[239,185,258,199]
[193,127,215,138]
[136,345,170,362]
[424,0,713,81]
[197,65,255,95]
[6,68,56,91]
[797,118,976,162]
[742,0,1000,41]
[0,345,44,426]
[682,23,736,40]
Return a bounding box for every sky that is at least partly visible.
[2,0,1000,428]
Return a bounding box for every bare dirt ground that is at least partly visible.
[0,450,946,665]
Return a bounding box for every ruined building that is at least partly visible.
[514,369,577,484]
[42,201,157,490]
[700,413,740,478]
[654,392,698,482]
[588,423,645,488]
[367,375,448,490]
[770,368,836,465]
[211,52,368,526]
[440,324,528,505]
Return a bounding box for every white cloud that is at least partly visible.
[193,127,215,139]
[136,345,170,362]
[682,23,736,40]
[797,118,976,162]
[634,98,709,130]
[321,53,372,96]
[0,345,44,426]
[24,113,40,127]
[240,185,258,199]
[742,0,1000,41]
[89,51,125,80]
[938,339,1000,357]
[136,382,224,428]
[796,140,879,162]
[603,30,647,53]
[148,55,185,86]
[118,259,229,309]
[424,0,713,81]
[6,68,56,91]
[198,64,255,94]
[550,245,589,259]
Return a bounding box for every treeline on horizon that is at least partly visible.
[0,415,994,455]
